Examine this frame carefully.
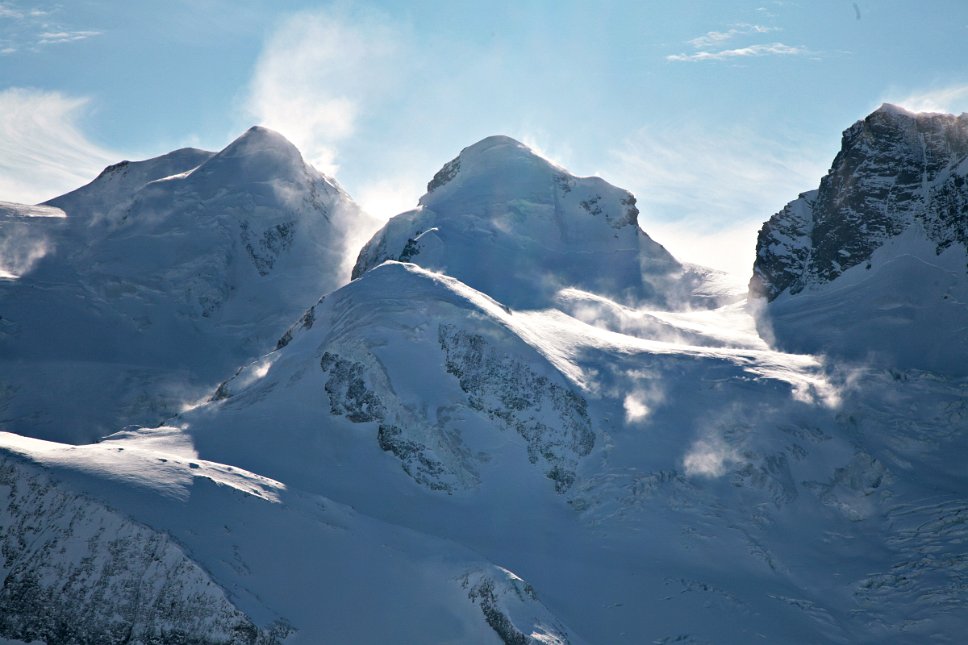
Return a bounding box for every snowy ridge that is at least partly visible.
[189,261,600,495]
[45,147,214,222]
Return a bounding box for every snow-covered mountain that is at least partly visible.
[3,258,966,643]
[750,104,968,374]
[354,135,726,310]
[0,127,377,443]
[0,121,966,643]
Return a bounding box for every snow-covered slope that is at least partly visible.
[354,135,722,309]
[45,146,215,221]
[0,127,377,443]
[0,454,283,644]
[2,259,964,642]
[750,104,968,374]
[0,428,581,645]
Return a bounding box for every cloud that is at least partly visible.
[0,2,46,19]
[667,42,807,62]
[887,84,968,115]
[0,87,120,203]
[687,24,778,49]
[603,124,829,278]
[0,3,92,52]
[37,29,100,44]
[244,6,406,176]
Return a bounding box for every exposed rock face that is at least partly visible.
[751,104,968,300]
[749,105,968,374]
[459,567,574,645]
[438,324,594,492]
[0,458,284,645]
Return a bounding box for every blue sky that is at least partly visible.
[3,0,968,275]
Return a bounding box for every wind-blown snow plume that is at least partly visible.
[244,7,405,176]
[888,83,968,114]
[683,435,740,478]
[0,221,50,279]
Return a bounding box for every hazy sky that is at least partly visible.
[3,0,968,276]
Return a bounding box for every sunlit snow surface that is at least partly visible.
[2,262,965,643]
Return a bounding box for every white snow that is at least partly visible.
[0,126,966,643]
[0,127,377,443]
[765,224,968,374]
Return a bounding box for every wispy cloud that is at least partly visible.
[0,87,120,203]
[244,6,406,177]
[37,29,100,44]
[0,2,97,53]
[668,42,807,62]
[603,124,830,277]
[687,23,778,49]
[886,83,968,115]
[0,3,48,19]
[670,18,810,63]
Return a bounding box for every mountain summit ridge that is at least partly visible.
[353,134,724,310]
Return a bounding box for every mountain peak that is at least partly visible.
[209,125,304,164]
[422,134,553,197]
[190,126,318,188]
[459,135,536,160]
[235,125,296,148]
[352,134,712,309]
[750,104,968,374]
[872,102,916,118]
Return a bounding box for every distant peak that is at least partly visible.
[192,126,314,184]
[458,135,543,163]
[870,102,965,120]
[424,135,554,195]
[462,134,527,153]
[873,102,916,117]
[453,134,555,174]
[220,125,301,156]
